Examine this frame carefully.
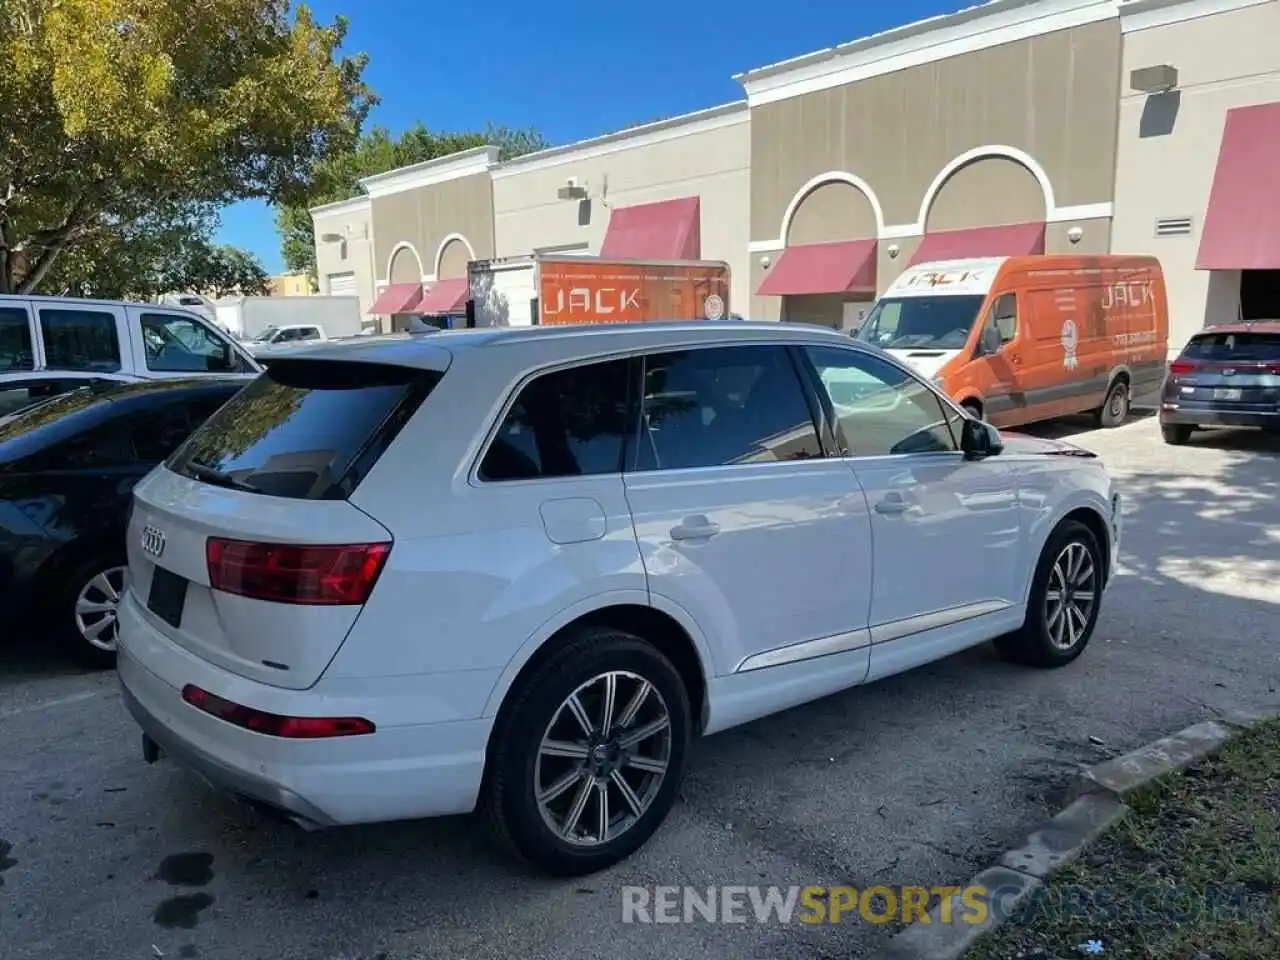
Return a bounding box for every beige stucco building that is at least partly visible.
[491,104,751,311]
[1112,0,1280,351]
[310,0,1280,345]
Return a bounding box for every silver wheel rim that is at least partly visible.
[534,670,673,848]
[1044,542,1097,651]
[75,566,126,652]
[1109,385,1127,418]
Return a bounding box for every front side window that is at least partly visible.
[0,307,34,372]
[806,346,959,457]
[854,295,986,350]
[633,345,821,471]
[479,359,631,482]
[990,293,1018,343]
[39,308,121,372]
[141,313,237,373]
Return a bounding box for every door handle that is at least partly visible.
[874,495,910,516]
[670,515,720,541]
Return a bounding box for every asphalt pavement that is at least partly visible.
[2,414,1277,960]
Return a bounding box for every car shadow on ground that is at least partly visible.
[0,631,93,685]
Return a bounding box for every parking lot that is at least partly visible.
[2,414,1277,960]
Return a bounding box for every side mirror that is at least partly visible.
[960,416,1003,460]
[978,325,1001,356]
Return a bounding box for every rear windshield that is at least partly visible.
[167,359,440,499]
[1183,332,1280,361]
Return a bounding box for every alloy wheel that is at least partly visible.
[534,670,673,847]
[75,566,127,652]
[1043,542,1097,651]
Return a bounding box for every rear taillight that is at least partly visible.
[1168,360,1198,375]
[181,685,374,738]
[206,538,390,605]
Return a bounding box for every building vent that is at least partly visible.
[1154,216,1192,237]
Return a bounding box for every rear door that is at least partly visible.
[1171,329,1280,413]
[126,357,442,689]
[622,343,873,677]
[34,300,129,378]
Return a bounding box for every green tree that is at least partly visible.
[173,242,273,299]
[275,122,548,277]
[0,0,374,295]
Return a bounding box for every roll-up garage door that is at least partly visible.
[326,271,357,297]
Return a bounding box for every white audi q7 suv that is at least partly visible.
[117,321,1122,875]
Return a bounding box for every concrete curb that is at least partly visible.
[870,709,1279,960]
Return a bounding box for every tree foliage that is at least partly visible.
[0,0,374,295]
[40,208,271,301]
[275,122,548,277]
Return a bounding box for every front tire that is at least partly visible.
[1161,423,1192,445]
[54,554,127,669]
[995,520,1103,668]
[480,627,693,876]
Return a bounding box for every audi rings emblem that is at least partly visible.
[141,525,167,559]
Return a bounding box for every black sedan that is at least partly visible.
[0,377,246,667]
[1160,322,1280,445]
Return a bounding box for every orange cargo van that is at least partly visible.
[853,255,1169,428]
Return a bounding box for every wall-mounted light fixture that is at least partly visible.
[887,243,901,259]
[1067,226,1084,244]
[1130,64,1178,94]
[759,254,772,269]
[557,177,589,201]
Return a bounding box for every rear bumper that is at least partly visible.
[116,590,492,826]
[1159,406,1279,429]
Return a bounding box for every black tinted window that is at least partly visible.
[130,401,200,462]
[39,308,121,372]
[806,346,959,457]
[0,308,33,372]
[479,359,631,482]
[169,360,439,499]
[1183,332,1280,361]
[633,346,821,471]
[0,377,102,419]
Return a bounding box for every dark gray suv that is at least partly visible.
[1159,322,1280,444]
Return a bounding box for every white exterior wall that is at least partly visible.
[1112,0,1280,352]
[312,198,378,319]
[491,106,753,316]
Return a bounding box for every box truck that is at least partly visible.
[213,295,362,341]
[467,255,731,328]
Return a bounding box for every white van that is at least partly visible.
[0,295,261,416]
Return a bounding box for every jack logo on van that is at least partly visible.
[1100,281,1151,309]
[543,287,641,317]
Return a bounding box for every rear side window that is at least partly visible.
[479,359,631,482]
[1183,332,1280,361]
[0,307,33,371]
[39,308,122,372]
[169,360,440,499]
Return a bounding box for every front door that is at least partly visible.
[622,343,874,677]
[801,344,1022,635]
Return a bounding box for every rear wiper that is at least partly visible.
[184,458,262,493]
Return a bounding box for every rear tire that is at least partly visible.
[54,553,127,669]
[1161,423,1193,445]
[995,520,1103,669]
[479,626,692,876]
[962,400,984,421]
[1094,378,1130,428]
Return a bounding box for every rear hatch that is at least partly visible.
[1168,330,1280,412]
[126,357,443,689]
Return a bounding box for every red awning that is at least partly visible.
[756,239,878,296]
[417,278,469,314]
[599,197,701,260]
[368,282,423,315]
[1196,101,1280,270]
[908,221,1045,266]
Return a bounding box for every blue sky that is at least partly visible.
[216,0,967,273]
